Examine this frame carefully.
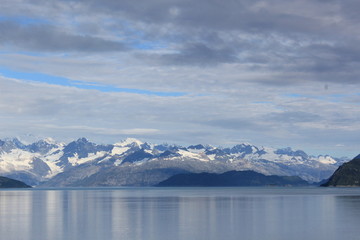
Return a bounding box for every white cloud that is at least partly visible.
[0,75,359,157]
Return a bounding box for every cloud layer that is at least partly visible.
[0,0,359,157]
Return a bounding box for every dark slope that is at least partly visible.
[322,154,360,187]
[157,170,309,187]
[0,176,31,188]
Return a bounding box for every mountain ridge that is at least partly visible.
[0,137,350,187]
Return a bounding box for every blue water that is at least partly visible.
[1,187,360,240]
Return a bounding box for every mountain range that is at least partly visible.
[0,137,349,187]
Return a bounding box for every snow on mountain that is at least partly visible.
[111,146,130,155]
[0,137,112,185]
[0,137,350,186]
[0,149,34,172]
[43,137,57,144]
[316,155,337,165]
[42,147,65,178]
[116,138,144,148]
[67,151,108,166]
[0,139,64,185]
[177,149,210,162]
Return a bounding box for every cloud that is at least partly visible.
[0,75,359,157]
[0,21,128,52]
[0,0,360,157]
[74,0,330,33]
[146,42,238,66]
[37,124,160,136]
[267,111,322,124]
[1,0,360,80]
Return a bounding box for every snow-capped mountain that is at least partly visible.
[0,137,349,186]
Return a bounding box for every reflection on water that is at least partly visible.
[1,187,360,240]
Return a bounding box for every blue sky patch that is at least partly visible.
[0,16,50,25]
[0,67,185,97]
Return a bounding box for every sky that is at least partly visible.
[0,0,359,157]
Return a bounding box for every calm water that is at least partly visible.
[1,187,360,240]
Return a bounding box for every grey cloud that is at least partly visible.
[2,0,360,80]
[204,118,268,131]
[239,40,360,85]
[295,43,360,73]
[0,21,128,52]
[267,111,322,124]
[76,0,331,34]
[338,0,360,22]
[152,42,238,66]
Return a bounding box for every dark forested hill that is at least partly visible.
[157,170,309,187]
[322,154,360,187]
[0,176,31,188]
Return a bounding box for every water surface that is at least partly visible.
[1,187,360,240]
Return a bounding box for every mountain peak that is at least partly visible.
[27,138,59,154]
[116,138,144,147]
[275,147,308,158]
[317,155,337,165]
[230,143,257,154]
[0,138,26,152]
[75,137,90,143]
[43,137,57,145]
[188,144,205,150]
[240,142,253,146]
[5,138,25,148]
